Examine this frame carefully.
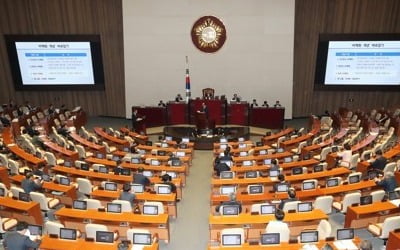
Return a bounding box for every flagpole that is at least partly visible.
[185,56,191,103]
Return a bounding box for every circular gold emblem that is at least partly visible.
[191,16,226,53]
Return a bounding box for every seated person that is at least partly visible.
[262,101,269,107]
[265,209,290,242]
[57,124,70,138]
[273,174,290,191]
[22,172,43,194]
[158,100,166,107]
[215,193,242,214]
[231,94,240,102]
[273,100,282,107]
[370,150,387,172]
[32,165,45,177]
[270,159,279,171]
[375,171,397,193]
[119,183,136,206]
[175,94,183,102]
[113,160,124,175]
[214,161,231,176]
[337,143,352,168]
[0,113,11,127]
[133,167,151,186]
[279,188,298,210]
[161,173,177,193]
[250,99,258,108]
[4,221,41,249]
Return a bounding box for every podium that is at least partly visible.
[195,112,215,130]
[189,99,226,125]
[132,106,166,127]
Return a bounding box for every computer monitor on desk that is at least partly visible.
[104,182,117,191]
[300,231,318,243]
[302,181,316,190]
[337,228,354,240]
[107,203,122,213]
[59,177,70,186]
[220,171,234,179]
[19,192,30,202]
[133,233,152,245]
[260,205,276,214]
[222,205,240,215]
[222,234,242,246]
[143,205,158,215]
[261,233,280,245]
[264,159,272,165]
[220,186,236,195]
[28,225,42,236]
[131,184,144,193]
[96,231,114,243]
[326,178,339,187]
[276,183,289,192]
[298,202,313,212]
[60,228,77,240]
[73,200,87,210]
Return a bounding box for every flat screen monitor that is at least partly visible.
[261,233,280,245]
[242,160,252,166]
[96,231,114,243]
[99,166,109,174]
[132,233,152,245]
[96,153,104,159]
[157,151,166,156]
[276,183,289,192]
[104,182,117,191]
[264,159,272,165]
[239,151,247,156]
[123,147,130,152]
[59,177,70,186]
[106,203,121,213]
[166,172,177,179]
[179,143,188,149]
[245,171,258,178]
[222,234,241,246]
[145,141,152,146]
[222,205,239,215]
[131,184,144,193]
[302,181,316,190]
[368,170,378,180]
[161,143,168,148]
[326,178,339,187]
[314,34,400,91]
[266,131,272,136]
[238,143,246,149]
[60,228,77,240]
[360,195,373,205]
[4,35,105,91]
[300,231,318,243]
[28,225,42,236]
[80,163,89,171]
[298,202,313,212]
[220,138,227,143]
[248,185,263,194]
[303,154,310,160]
[157,185,171,194]
[19,192,30,202]
[348,175,360,184]
[220,144,227,150]
[256,141,263,147]
[260,205,276,214]
[142,170,152,177]
[176,151,185,157]
[259,149,267,155]
[276,148,284,153]
[164,136,172,141]
[112,155,120,161]
[182,137,189,143]
[171,160,181,166]
[150,159,160,166]
[238,137,245,142]
[35,151,42,158]
[42,174,51,182]
[131,158,141,164]
[220,171,234,179]
[292,167,303,175]
[314,164,324,172]
[220,186,236,195]
[0,187,5,197]
[337,228,354,240]
[284,157,292,163]
[64,161,72,167]
[143,205,158,215]
[269,169,280,177]
[73,200,87,210]
[121,168,131,176]
[220,161,232,167]
[388,191,400,200]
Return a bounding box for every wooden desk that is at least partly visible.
[120,127,149,143]
[0,196,43,225]
[227,102,249,126]
[69,132,106,154]
[9,174,77,206]
[301,128,349,157]
[55,207,170,242]
[387,231,400,250]
[137,144,194,156]
[166,102,188,125]
[229,159,319,174]
[0,167,11,188]
[345,201,399,228]
[249,107,285,129]
[262,128,295,146]
[8,144,46,166]
[90,189,177,218]
[44,140,79,161]
[232,152,293,166]
[209,210,327,241]
[94,127,130,149]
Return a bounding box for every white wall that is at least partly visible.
[123,0,294,119]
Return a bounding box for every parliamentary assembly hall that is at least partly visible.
[0,0,400,249]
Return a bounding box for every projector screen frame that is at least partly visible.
[314,33,400,91]
[4,34,105,91]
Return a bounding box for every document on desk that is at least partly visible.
[333,240,358,250]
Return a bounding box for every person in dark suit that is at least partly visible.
[133,167,150,186]
[370,150,387,172]
[270,159,280,171]
[250,99,258,108]
[214,161,231,176]
[21,172,43,194]
[119,183,136,206]
[215,192,242,214]
[175,94,183,102]
[262,101,269,107]
[200,102,209,118]
[0,113,11,127]
[161,173,177,193]
[158,100,166,107]
[274,100,282,107]
[279,188,298,209]
[3,221,41,250]
[273,174,290,191]
[375,171,397,193]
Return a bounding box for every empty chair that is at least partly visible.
[80,126,91,139]
[111,200,132,212]
[0,183,10,197]
[371,190,386,202]
[76,178,96,196]
[360,150,372,161]
[30,192,60,211]
[332,192,361,213]
[220,228,245,246]
[291,141,307,155]
[10,186,24,199]
[250,203,270,214]
[313,146,331,161]
[102,141,117,153]
[85,223,118,241]
[44,151,64,166]
[265,218,290,242]
[383,162,397,175]
[143,201,164,214]
[92,164,106,172]
[367,216,400,241]
[0,153,8,166]
[314,195,333,214]
[84,198,104,210]
[317,219,332,240]
[8,159,20,175]
[54,174,68,183]
[76,145,93,159]
[127,228,154,246]
[0,215,18,235]
[282,201,301,212]
[44,221,65,236]
[320,117,333,131]
[271,136,285,148]
[154,184,171,194]
[343,153,360,170]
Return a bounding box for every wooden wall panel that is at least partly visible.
[0,0,124,117]
[293,0,400,117]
